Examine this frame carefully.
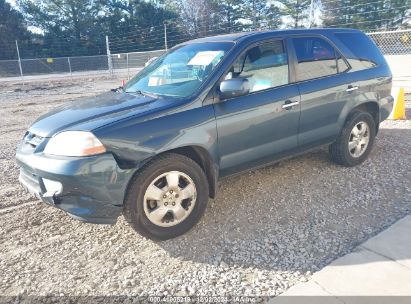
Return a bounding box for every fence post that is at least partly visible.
[67,57,72,78]
[164,23,168,51]
[15,40,23,79]
[126,53,130,79]
[106,35,113,76]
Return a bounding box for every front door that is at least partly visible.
[213,39,301,176]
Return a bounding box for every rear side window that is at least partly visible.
[335,32,385,70]
[292,37,338,81]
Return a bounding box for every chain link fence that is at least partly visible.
[0,60,20,77]
[110,49,166,77]
[1,29,410,79]
[0,50,164,79]
[367,29,411,55]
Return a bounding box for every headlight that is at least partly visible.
[44,131,106,157]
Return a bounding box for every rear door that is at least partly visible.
[213,39,301,176]
[290,35,356,149]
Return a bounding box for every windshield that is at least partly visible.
[125,42,234,98]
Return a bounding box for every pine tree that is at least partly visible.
[0,0,29,60]
[280,0,311,28]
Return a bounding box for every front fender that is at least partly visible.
[94,104,218,170]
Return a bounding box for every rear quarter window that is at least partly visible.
[334,32,386,71]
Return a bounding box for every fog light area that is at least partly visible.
[42,178,63,196]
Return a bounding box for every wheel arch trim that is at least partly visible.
[338,100,380,135]
[126,145,218,201]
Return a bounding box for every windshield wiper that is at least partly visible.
[111,86,124,93]
[125,89,158,98]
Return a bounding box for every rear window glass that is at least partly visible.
[335,32,385,70]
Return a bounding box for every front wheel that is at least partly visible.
[123,153,209,241]
[329,111,376,167]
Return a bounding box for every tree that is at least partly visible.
[240,0,282,30]
[321,0,411,31]
[172,0,222,37]
[17,0,180,55]
[98,0,179,52]
[220,0,245,32]
[0,0,29,59]
[98,0,177,31]
[17,0,104,56]
[265,3,283,29]
[280,0,311,28]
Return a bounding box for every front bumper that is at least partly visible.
[16,147,135,224]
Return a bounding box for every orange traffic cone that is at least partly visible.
[388,87,406,120]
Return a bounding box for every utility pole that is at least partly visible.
[252,0,257,30]
[106,35,113,77]
[309,0,316,28]
[164,23,168,51]
[15,40,23,79]
[309,0,314,27]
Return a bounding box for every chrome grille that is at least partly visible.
[21,132,44,153]
[23,132,43,147]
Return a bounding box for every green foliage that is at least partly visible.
[15,0,180,57]
[1,0,410,60]
[240,0,282,30]
[280,0,311,28]
[322,0,411,30]
[99,0,179,52]
[0,0,29,59]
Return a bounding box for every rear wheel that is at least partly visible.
[123,153,209,241]
[329,111,376,167]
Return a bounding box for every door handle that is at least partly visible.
[346,85,359,92]
[282,100,300,110]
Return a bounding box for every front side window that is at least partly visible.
[292,37,338,81]
[125,42,234,98]
[224,40,289,93]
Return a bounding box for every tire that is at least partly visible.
[123,153,209,241]
[329,110,376,167]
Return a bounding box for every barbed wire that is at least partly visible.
[108,12,409,54]
[1,0,410,61]
[324,0,403,13]
[1,28,410,78]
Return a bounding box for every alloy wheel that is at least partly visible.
[348,121,370,158]
[143,171,197,227]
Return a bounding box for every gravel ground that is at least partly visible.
[0,76,410,299]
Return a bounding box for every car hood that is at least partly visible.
[28,91,172,138]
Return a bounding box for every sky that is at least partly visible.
[6,0,45,34]
[6,0,16,7]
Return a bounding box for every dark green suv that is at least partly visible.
[16,29,393,240]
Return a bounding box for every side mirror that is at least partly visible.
[219,78,249,99]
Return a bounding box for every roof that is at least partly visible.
[183,28,363,44]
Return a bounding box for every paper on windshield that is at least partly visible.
[187,51,222,66]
